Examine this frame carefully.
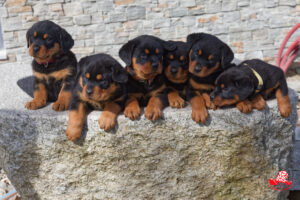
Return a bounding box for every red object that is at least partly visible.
[269,178,278,186]
[37,58,54,65]
[276,23,300,73]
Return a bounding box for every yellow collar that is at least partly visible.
[243,63,263,93]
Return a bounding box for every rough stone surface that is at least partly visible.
[0,63,298,199]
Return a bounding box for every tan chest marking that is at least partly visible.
[34,67,71,82]
[190,79,215,91]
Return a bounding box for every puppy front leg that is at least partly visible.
[250,94,266,111]
[202,92,216,110]
[25,78,48,110]
[124,94,141,120]
[236,99,252,113]
[52,83,72,111]
[144,96,164,121]
[99,102,121,131]
[276,80,292,117]
[190,93,208,124]
[168,91,185,108]
[65,102,87,141]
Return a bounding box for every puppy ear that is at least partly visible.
[112,62,128,83]
[186,33,206,49]
[158,39,176,51]
[26,29,31,48]
[119,39,138,67]
[59,28,74,52]
[220,44,234,69]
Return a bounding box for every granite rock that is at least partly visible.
[0,63,298,200]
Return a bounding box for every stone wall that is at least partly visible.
[0,0,300,64]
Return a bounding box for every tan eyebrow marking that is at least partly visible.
[96,74,102,80]
[221,84,225,88]
[180,56,184,61]
[85,73,90,79]
[208,55,213,60]
[43,34,48,39]
[144,49,150,54]
[198,49,202,55]
[169,54,174,59]
[155,48,159,54]
[34,32,37,37]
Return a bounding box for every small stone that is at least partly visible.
[169,7,188,17]
[180,0,196,7]
[74,15,91,26]
[63,2,83,16]
[222,0,237,11]
[46,0,64,4]
[114,0,135,5]
[8,6,32,13]
[5,0,26,7]
[48,3,63,12]
[127,6,146,20]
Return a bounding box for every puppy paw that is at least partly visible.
[124,105,141,120]
[169,95,185,108]
[99,111,117,131]
[145,106,162,121]
[191,108,208,124]
[65,127,82,141]
[52,92,71,111]
[236,100,252,113]
[202,93,216,110]
[25,100,46,110]
[52,99,70,111]
[279,102,292,118]
[251,95,266,111]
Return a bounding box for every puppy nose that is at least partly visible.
[86,88,93,96]
[152,63,159,69]
[33,45,40,54]
[194,65,202,72]
[170,67,178,74]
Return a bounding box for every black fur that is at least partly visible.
[70,53,128,111]
[211,59,288,101]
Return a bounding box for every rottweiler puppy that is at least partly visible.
[186,33,235,123]
[210,59,292,118]
[119,35,176,121]
[65,54,128,141]
[163,41,189,108]
[25,20,77,111]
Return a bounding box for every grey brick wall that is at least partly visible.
[0,0,300,64]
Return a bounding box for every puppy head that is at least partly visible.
[187,33,234,77]
[119,35,176,80]
[163,41,189,84]
[210,67,254,107]
[26,20,74,63]
[78,54,128,102]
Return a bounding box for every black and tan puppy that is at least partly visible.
[65,54,128,141]
[210,59,292,118]
[163,41,189,108]
[119,35,176,121]
[25,20,77,111]
[186,33,235,123]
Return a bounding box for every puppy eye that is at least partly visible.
[235,82,240,88]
